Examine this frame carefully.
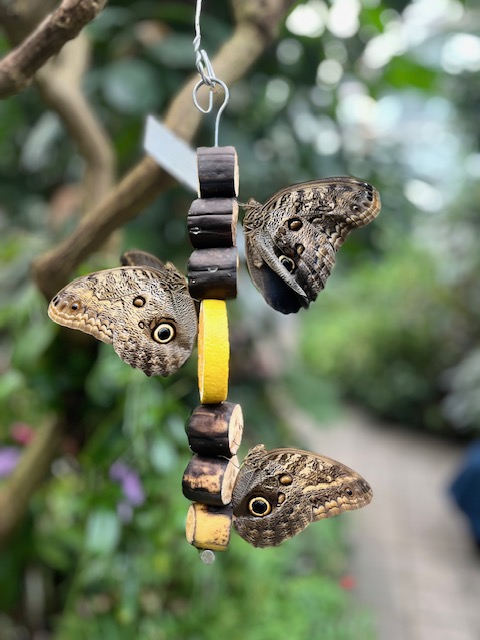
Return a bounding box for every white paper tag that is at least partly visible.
[143,115,197,193]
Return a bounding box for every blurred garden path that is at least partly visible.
[296,407,480,640]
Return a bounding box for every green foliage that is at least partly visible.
[301,244,446,428]
[36,413,372,640]
[301,219,480,432]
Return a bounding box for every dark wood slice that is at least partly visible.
[186,402,243,457]
[182,454,239,506]
[187,247,237,300]
[188,198,238,248]
[197,146,239,198]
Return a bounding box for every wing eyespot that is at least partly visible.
[152,323,176,344]
[279,255,296,273]
[133,296,146,307]
[288,218,303,231]
[248,497,272,517]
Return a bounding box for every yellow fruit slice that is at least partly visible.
[197,299,229,403]
[186,502,232,551]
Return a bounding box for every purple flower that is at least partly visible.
[0,447,21,477]
[121,471,145,507]
[109,460,145,510]
[109,461,130,482]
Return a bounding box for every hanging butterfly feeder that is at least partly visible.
[176,1,378,558]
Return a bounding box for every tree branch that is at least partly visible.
[35,34,116,209]
[0,0,57,43]
[31,0,296,299]
[0,0,106,99]
[0,420,63,544]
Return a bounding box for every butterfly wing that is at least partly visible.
[243,178,381,314]
[120,249,169,271]
[48,258,197,376]
[232,444,373,547]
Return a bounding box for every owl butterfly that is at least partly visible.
[48,250,197,377]
[243,177,381,314]
[232,444,372,547]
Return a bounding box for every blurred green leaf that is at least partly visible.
[102,59,163,114]
[85,509,121,555]
[384,55,439,89]
[149,436,177,473]
[11,313,56,369]
[148,34,196,68]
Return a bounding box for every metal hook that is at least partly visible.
[192,78,214,114]
[192,78,229,147]
[192,0,230,146]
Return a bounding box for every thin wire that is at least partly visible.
[192,0,229,146]
[193,0,214,88]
